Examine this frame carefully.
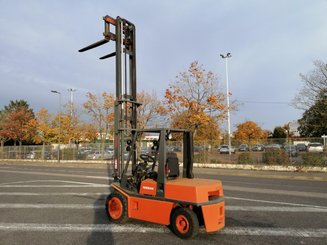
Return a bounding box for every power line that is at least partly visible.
[238,100,291,105]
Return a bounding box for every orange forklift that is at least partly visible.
[79,15,225,239]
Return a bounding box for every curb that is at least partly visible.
[193,163,327,173]
[1,159,326,173]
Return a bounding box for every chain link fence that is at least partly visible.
[0,138,326,166]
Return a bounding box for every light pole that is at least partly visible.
[51,90,61,163]
[220,53,232,155]
[67,88,76,146]
[67,88,76,118]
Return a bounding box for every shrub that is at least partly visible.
[302,152,326,167]
[194,151,209,163]
[262,149,289,165]
[210,158,221,163]
[238,152,253,165]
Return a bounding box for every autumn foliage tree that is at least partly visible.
[83,92,115,151]
[165,61,228,139]
[0,100,35,146]
[234,121,267,144]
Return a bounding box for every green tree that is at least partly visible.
[4,100,34,115]
[298,91,327,137]
[272,126,287,138]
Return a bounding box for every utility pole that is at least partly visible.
[68,88,77,118]
[220,53,232,155]
[51,90,62,163]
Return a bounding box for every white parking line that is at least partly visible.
[0,192,107,196]
[0,223,326,237]
[224,185,327,199]
[0,180,106,186]
[0,184,109,188]
[0,223,165,233]
[227,206,327,212]
[0,204,104,209]
[0,203,326,212]
[0,169,111,180]
[225,196,327,209]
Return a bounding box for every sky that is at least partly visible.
[0,0,326,131]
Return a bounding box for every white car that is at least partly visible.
[219,145,236,154]
[307,142,324,153]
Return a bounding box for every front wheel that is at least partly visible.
[105,191,128,223]
[171,207,199,239]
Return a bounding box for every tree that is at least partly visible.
[164,61,230,138]
[4,100,34,115]
[32,108,56,145]
[293,60,327,110]
[78,123,98,143]
[0,110,9,157]
[298,91,327,137]
[0,100,35,146]
[272,126,287,138]
[234,121,267,144]
[83,92,115,152]
[137,91,166,129]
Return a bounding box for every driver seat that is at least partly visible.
[166,152,179,179]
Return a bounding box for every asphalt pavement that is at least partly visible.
[0,162,326,245]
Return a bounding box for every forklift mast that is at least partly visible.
[79,15,138,180]
[79,15,194,192]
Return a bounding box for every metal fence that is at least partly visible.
[0,138,326,166]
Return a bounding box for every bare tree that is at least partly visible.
[293,60,327,110]
[137,91,166,129]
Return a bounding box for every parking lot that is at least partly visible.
[0,162,327,244]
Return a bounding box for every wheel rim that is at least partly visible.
[108,197,123,219]
[175,214,190,234]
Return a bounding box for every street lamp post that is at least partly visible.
[67,88,76,118]
[220,53,232,155]
[51,90,62,163]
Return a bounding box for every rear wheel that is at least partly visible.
[105,191,128,223]
[171,207,199,239]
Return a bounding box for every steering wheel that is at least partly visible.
[140,153,155,163]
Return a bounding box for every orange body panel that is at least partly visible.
[165,178,224,203]
[139,179,157,196]
[128,196,174,225]
[111,179,225,232]
[111,184,174,225]
[202,201,225,232]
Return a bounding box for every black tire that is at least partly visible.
[105,191,128,223]
[171,207,199,239]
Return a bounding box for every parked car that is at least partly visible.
[219,145,236,154]
[307,142,324,153]
[252,144,265,151]
[296,143,307,152]
[86,151,113,160]
[26,151,36,159]
[283,145,298,157]
[238,144,249,152]
[194,145,208,152]
[265,144,282,150]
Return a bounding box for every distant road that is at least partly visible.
[0,162,327,245]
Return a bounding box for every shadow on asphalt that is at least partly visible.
[87,162,114,244]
